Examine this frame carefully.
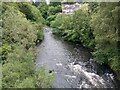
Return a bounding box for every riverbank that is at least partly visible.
[36,27,119,88]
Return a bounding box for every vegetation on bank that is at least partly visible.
[37,2,62,26]
[1,2,54,88]
[1,1,120,88]
[91,3,120,79]
[50,2,120,80]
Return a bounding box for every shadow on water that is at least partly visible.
[36,27,120,88]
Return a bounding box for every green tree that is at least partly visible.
[91,2,120,79]
[38,2,49,19]
[2,2,54,88]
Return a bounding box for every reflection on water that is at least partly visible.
[36,27,119,88]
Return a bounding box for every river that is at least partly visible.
[36,27,119,88]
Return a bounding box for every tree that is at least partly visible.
[91,2,120,79]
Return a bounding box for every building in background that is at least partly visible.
[62,3,81,14]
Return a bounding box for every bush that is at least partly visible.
[51,4,95,49]
[2,7,37,48]
[91,3,119,64]
[48,6,62,15]
[17,3,45,23]
[91,2,120,79]
[38,2,62,26]
[2,46,54,88]
[2,46,34,87]
[35,66,54,88]
[51,3,120,80]
[46,15,57,26]
[38,2,49,19]
[51,14,63,27]
[2,2,54,88]
[32,22,44,43]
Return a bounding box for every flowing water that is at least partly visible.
[36,27,119,88]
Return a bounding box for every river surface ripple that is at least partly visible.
[36,27,119,88]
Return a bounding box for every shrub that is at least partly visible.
[2,2,54,88]
[91,2,120,79]
[51,14,63,28]
[48,4,62,15]
[17,3,45,23]
[2,46,54,88]
[35,66,54,88]
[46,15,57,26]
[38,2,49,19]
[51,4,95,49]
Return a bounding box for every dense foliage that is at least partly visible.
[38,2,49,19]
[51,4,95,49]
[1,2,54,88]
[38,2,62,26]
[51,3,120,79]
[91,2,120,79]
[1,2,120,88]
